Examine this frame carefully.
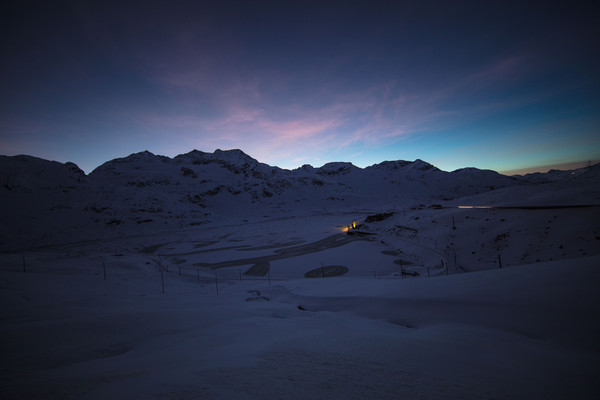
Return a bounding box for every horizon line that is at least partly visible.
[2,150,598,177]
[499,160,599,176]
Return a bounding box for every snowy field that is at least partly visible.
[2,152,599,398]
[2,209,599,399]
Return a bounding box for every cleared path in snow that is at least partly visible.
[191,233,356,272]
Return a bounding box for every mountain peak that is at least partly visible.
[213,148,256,162]
[199,149,259,169]
[366,160,412,170]
[318,162,358,176]
[411,159,438,171]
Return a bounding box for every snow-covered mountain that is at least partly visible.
[1,149,599,250]
[2,150,600,399]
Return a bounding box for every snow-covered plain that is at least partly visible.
[1,150,599,399]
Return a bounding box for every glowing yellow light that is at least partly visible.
[338,221,358,233]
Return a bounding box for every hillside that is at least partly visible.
[2,149,598,252]
[1,149,600,399]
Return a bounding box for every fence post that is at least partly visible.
[399,260,404,279]
[453,250,457,272]
[498,254,502,269]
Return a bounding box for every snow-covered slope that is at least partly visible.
[1,149,599,251]
[0,155,91,248]
[1,150,599,399]
[1,239,598,399]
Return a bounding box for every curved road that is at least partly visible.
[192,233,356,272]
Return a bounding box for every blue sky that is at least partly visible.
[1,1,599,174]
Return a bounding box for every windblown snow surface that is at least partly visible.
[1,150,599,399]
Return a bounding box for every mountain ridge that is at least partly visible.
[4,148,597,178]
[1,149,599,251]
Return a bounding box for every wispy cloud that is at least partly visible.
[463,55,525,88]
[122,43,585,171]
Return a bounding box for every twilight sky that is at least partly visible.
[1,1,599,174]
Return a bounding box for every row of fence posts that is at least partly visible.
[152,252,502,293]
[153,255,273,295]
[16,252,501,287]
[16,228,505,297]
[17,255,108,279]
[14,210,508,293]
[447,214,503,273]
[16,246,503,288]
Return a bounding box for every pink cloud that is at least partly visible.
[452,55,536,101]
[255,117,341,140]
[136,51,540,164]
